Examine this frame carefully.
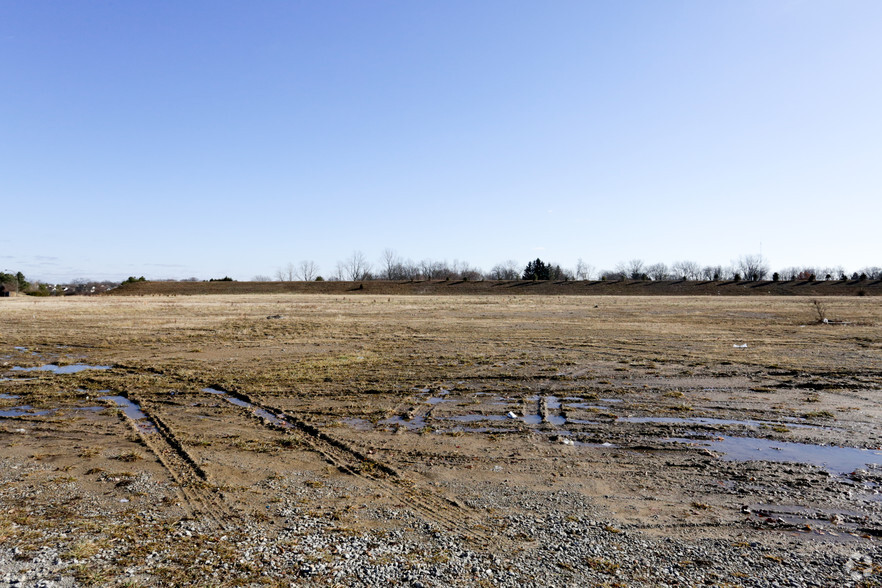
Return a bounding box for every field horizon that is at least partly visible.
[108,276,882,297]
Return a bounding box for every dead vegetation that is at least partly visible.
[1,294,881,584]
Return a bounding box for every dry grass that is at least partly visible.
[1,293,881,585]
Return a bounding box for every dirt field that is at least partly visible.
[1,294,881,586]
[111,277,882,297]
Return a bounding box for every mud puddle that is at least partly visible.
[11,364,112,374]
[441,414,508,423]
[204,387,291,428]
[100,395,158,433]
[380,415,427,429]
[620,416,824,429]
[668,436,882,475]
[0,405,103,418]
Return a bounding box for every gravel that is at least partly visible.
[3,460,879,587]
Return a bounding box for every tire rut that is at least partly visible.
[110,393,236,530]
[209,386,492,545]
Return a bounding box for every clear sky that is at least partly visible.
[2,1,880,282]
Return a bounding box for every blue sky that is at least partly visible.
[2,1,880,282]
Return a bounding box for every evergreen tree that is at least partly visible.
[523,258,550,280]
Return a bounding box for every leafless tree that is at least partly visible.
[646,262,669,281]
[450,260,482,280]
[489,260,520,280]
[600,269,626,280]
[297,260,319,281]
[276,262,296,281]
[736,254,769,281]
[396,259,421,280]
[671,260,701,280]
[337,251,372,281]
[700,265,724,280]
[574,258,594,280]
[810,299,828,323]
[616,259,645,280]
[379,249,401,280]
[549,264,573,281]
[419,259,448,280]
[778,267,804,281]
[252,275,272,282]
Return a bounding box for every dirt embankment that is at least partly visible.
[109,277,882,297]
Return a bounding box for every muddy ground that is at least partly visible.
[1,294,881,586]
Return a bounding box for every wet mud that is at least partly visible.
[1,294,881,585]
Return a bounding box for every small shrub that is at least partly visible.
[114,450,143,462]
[810,299,827,323]
[584,557,619,574]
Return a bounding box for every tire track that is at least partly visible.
[208,386,492,545]
[108,393,236,530]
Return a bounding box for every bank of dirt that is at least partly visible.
[107,277,882,297]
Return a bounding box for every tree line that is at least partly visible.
[268,252,882,284]
[3,254,880,297]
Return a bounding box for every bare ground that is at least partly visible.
[1,295,881,586]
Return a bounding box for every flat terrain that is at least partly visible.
[1,294,881,586]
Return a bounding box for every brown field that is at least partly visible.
[112,277,882,297]
[1,294,881,586]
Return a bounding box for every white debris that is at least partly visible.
[506,411,519,419]
[733,343,748,348]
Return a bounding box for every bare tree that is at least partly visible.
[779,266,808,281]
[810,299,828,323]
[616,259,646,280]
[671,260,701,280]
[276,262,296,281]
[646,262,669,281]
[574,258,594,280]
[548,264,573,281]
[489,260,520,280]
[600,269,626,280]
[451,260,482,280]
[419,259,448,280]
[395,259,421,280]
[736,254,769,281]
[337,251,372,281]
[379,249,400,280]
[297,260,319,281]
[252,275,272,282]
[700,265,724,281]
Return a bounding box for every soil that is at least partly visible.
[110,277,882,297]
[1,294,881,586]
